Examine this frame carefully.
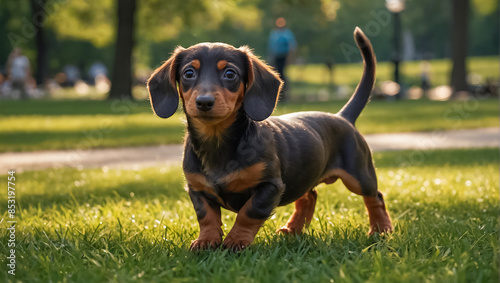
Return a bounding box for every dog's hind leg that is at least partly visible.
[356,152,393,234]
[325,166,393,234]
[276,189,318,235]
[363,191,393,234]
[342,138,393,234]
[327,135,393,234]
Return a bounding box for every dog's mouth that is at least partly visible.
[189,110,236,126]
[191,114,224,123]
[194,116,218,121]
[191,111,217,119]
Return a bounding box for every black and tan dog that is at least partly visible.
[147,27,392,251]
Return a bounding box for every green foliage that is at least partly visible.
[144,0,499,68]
[472,0,498,15]
[137,0,261,42]
[48,0,115,47]
[0,0,498,74]
[469,3,499,57]
[0,148,498,282]
[135,0,262,68]
[0,1,34,63]
[402,0,450,58]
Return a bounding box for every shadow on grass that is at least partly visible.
[16,176,187,211]
[0,124,185,152]
[0,100,156,116]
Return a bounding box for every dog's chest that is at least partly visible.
[185,162,266,208]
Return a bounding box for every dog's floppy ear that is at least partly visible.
[147,47,185,118]
[239,47,283,121]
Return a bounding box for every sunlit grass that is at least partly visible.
[48,85,149,100]
[0,148,498,282]
[0,98,498,153]
[0,56,497,153]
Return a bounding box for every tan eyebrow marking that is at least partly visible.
[191,59,200,69]
[217,60,227,70]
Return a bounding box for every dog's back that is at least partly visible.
[265,111,364,205]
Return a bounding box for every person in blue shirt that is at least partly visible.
[268,17,297,101]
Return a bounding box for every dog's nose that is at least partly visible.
[196,95,215,112]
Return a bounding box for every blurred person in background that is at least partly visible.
[420,60,431,97]
[268,17,297,101]
[0,70,9,98]
[7,47,31,99]
[88,61,108,85]
[63,64,81,87]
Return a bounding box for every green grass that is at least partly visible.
[0,98,498,152]
[1,56,497,153]
[48,85,150,101]
[0,148,498,282]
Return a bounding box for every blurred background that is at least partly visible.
[0,0,498,102]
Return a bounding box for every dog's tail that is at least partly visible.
[337,27,376,125]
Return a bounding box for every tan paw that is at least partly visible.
[276,226,302,235]
[368,223,393,235]
[189,237,222,251]
[222,234,253,252]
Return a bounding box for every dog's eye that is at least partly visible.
[223,69,237,80]
[183,69,196,79]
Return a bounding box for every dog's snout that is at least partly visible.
[196,95,215,112]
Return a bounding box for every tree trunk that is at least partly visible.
[450,0,470,96]
[31,0,47,87]
[393,11,402,100]
[108,0,136,100]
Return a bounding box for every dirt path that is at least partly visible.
[1,128,497,172]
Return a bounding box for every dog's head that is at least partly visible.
[147,43,283,122]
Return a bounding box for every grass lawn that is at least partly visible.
[0,148,498,282]
[0,98,498,152]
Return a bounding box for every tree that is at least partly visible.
[450,0,470,96]
[5,0,495,94]
[48,0,261,100]
[30,0,48,86]
[108,0,136,99]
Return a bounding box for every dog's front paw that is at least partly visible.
[368,223,393,235]
[190,237,222,251]
[222,233,254,252]
[276,226,302,235]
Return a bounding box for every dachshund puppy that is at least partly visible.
[147,27,392,251]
